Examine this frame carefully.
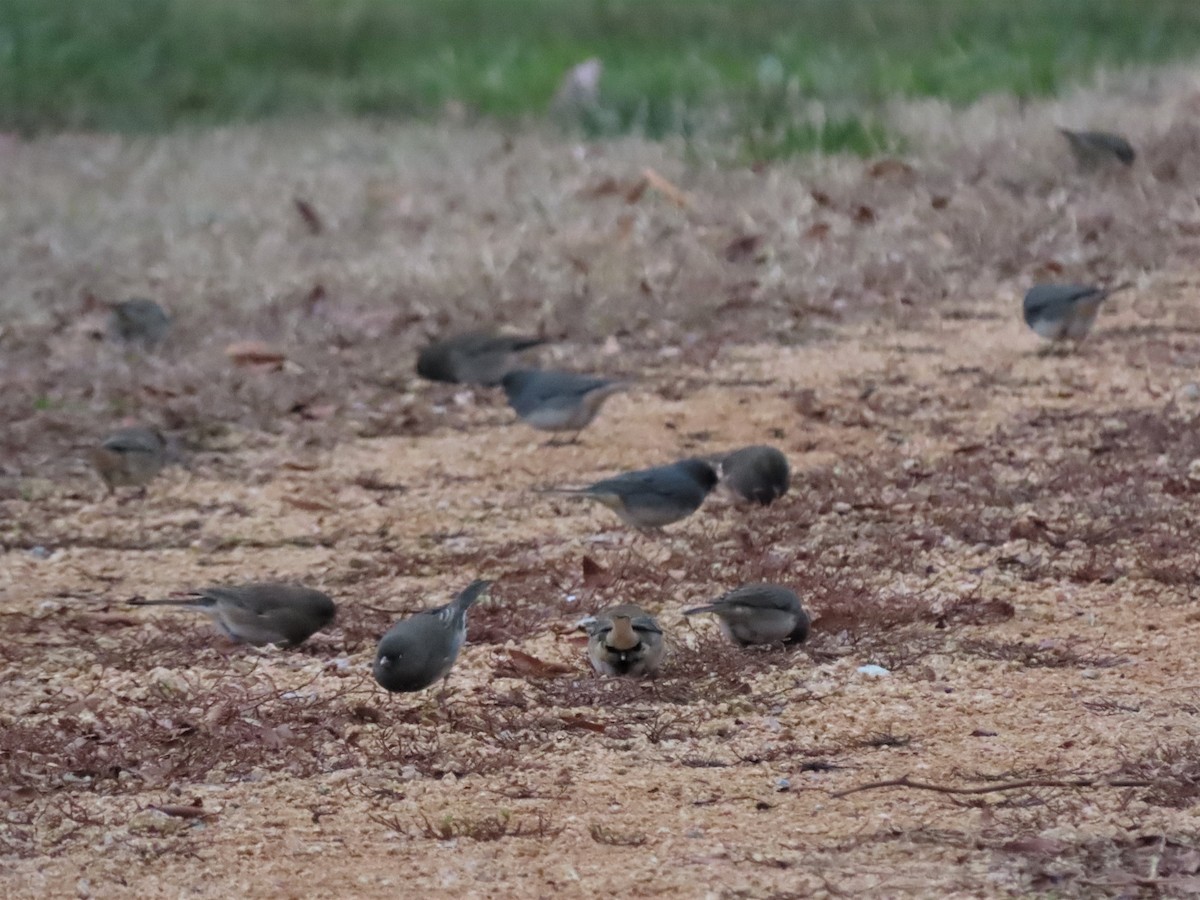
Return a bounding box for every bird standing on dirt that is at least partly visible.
[542,457,719,529]
[107,298,171,349]
[1059,128,1136,168]
[584,604,666,676]
[684,584,810,647]
[416,330,548,386]
[128,583,336,647]
[715,445,790,506]
[1022,282,1130,346]
[91,426,170,493]
[501,368,627,443]
[373,580,491,693]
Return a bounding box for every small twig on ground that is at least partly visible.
[831,772,1154,799]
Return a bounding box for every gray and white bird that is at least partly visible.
[716,445,790,506]
[543,457,719,529]
[684,584,810,647]
[128,583,336,647]
[584,604,666,676]
[1059,128,1136,168]
[416,330,548,386]
[373,580,491,693]
[1022,282,1131,345]
[108,298,171,349]
[501,368,627,442]
[91,426,170,492]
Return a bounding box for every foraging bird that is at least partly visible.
[1059,128,1136,168]
[716,445,790,506]
[416,330,548,386]
[543,457,719,529]
[108,298,171,349]
[91,426,169,492]
[1022,282,1131,344]
[501,368,627,442]
[684,584,810,647]
[128,583,336,647]
[584,604,666,676]
[373,580,491,693]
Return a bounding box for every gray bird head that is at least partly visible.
[91,425,170,489]
[675,457,720,492]
[717,445,790,506]
[108,298,171,349]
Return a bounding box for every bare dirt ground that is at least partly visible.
[6,69,1200,898]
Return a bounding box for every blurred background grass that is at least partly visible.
[2,0,1199,156]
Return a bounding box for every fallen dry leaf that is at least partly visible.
[498,648,574,679]
[293,197,323,235]
[867,158,916,180]
[148,803,215,820]
[724,234,763,263]
[282,495,335,513]
[225,340,287,369]
[642,167,690,208]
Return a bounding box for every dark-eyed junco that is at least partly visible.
[684,584,810,647]
[501,368,627,442]
[584,604,665,676]
[416,330,548,386]
[128,583,336,647]
[91,426,169,492]
[1059,128,1135,168]
[716,445,790,506]
[373,580,491,693]
[1022,282,1130,344]
[108,298,171,349]
[543,457,718,529]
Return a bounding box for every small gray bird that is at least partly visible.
[684,584,810,647]
[1022,282,1131,344]
[373,580,491,693]
[716,445,790,506]
[416,330,548,386]
[128,583,336,647]
[584,604,666,676]
[91,426,169,492]
[543,457,719,529]
[1059,128,1136,168]
[108,298,171,349]
[501,368,627,443]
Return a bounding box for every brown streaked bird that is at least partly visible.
[128,583,336,647]
[416,330,548,386]
[584,604,666,676]
[1059,128,1135,168]
[91,426,169,493]
[716,445,790,506]
[684,584,810,647]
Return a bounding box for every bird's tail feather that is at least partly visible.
[453,579,492,612]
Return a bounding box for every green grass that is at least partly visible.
[2,0,1200,156]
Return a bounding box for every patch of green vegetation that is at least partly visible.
[2,0,1199,156]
